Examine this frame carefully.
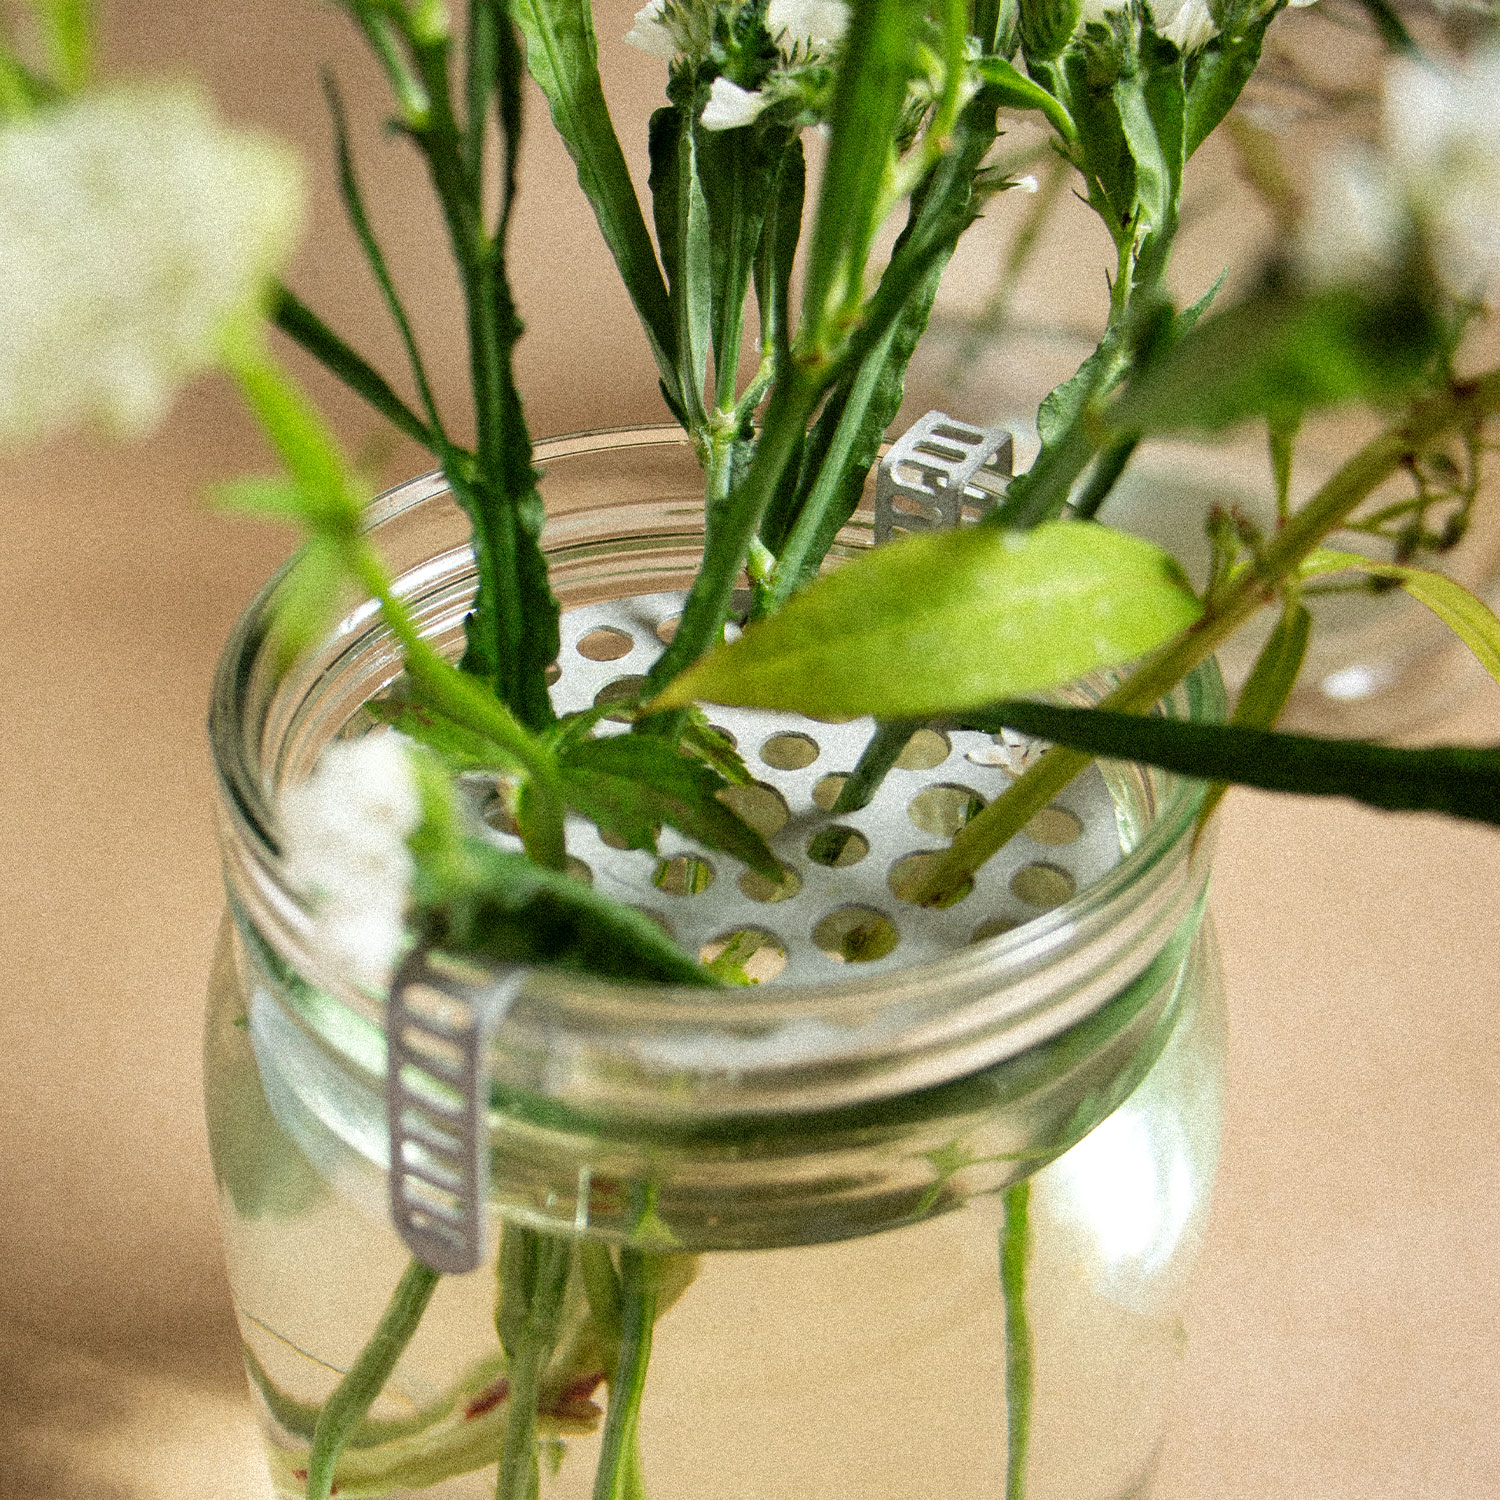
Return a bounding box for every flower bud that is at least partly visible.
[1020,0,1084,62]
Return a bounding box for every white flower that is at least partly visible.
[1156,0,1217,52]
[1016,174,1041,194]
[766,0,849,55]
[624,0,680,59]
[700,76,770,130]
[1296,145,1409,289]
[0,87,303,445]
[280,734,422,991]
[1385,49,1500,297]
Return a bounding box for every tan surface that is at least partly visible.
[3,3,1499,1495]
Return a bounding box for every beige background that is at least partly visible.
[3,2,1499,1495]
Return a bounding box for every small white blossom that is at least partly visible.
[624,0,680,59]
[1157,0,1217,52]
[0,87,303,444]
[280,734,422,992]
[700,76,770,130]
[1385,49,1500,297]
[1016,174,1041,194]
[766,0,849,55]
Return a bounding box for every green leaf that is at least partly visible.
[1062,29,1136,227]
[975,56,1078,143]
[752,132,805,367]
[1302,549,1500,688]
[212,475,316,524]
[653,521,1203,720]
[417,835,716,984]
[511,0,677,391]
[1111,280,1443,435]
[678,709,753,785]
[799,0,920,344]
[982,700,1500,826]
[558,735,779,875]
[1183,3,1278,160]
[1113,33,1184,284]
[271,285,444,455]
[363,697,525,773]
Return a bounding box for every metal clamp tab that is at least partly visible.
[875,410,1014,543]
[387,948,523,1274]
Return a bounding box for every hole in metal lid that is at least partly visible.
[760,732,820,770]
[908,783,986,837]
[577,627,634,661]
[738,864,803,904]
[807,826,870,868]
[594,675,648,722]
[812,906,900,964]
[1023,806,1083,846]
[895,728,950,771]
[1010,862,1076,910]
[717,782,790,838]
[700,929,788,984]
[654,855,715,896]
[889,851,973,908]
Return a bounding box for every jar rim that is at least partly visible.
[209,425,1224,1121]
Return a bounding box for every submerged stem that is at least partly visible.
[1000,1182,1034,1500]
[305,1258,441,1500]
[495,1230,575,1500]
[592,1249,661,1500]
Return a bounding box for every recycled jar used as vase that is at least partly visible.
[205,427,1229,1500]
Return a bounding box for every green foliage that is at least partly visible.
[414,831,717,984]
[654,520,1203,720]
[1302,549,1500,689]
[1113,279,1445,434]
[513,0,678,391]
[982,700,1500,826]
[558,733,779,875]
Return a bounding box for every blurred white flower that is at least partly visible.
[1156,0,1217,52]
[766,0,849,54]
[624,0,680,59]
[281,734,422,992]
[1296,144,1409,289]
[1016,174,1041,193]
[0,86,303,445]
[1298,48,1500,298]
[700,76,770,130]
[1385,48,1500,297]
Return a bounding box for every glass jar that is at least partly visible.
[205,427,1228,1500]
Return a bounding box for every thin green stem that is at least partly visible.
[831,720,918,814]
[1000,1182,1034,1500]
[495,1231,575,1500]
[592,1250,661,1500]
[346,542,568,870]
[306,1259,441,1500]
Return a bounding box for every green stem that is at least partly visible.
[916,368,1500,899]
[831,720,918,814]
[495,1231,575,1500]
[591,1250,660,1500]
[346,543,568,870]
[1000,1182,1034,1500]
[306,1259,441,1500]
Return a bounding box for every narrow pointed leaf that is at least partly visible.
[363,697,525,774]
[1302,549,1500,688]
[652,521,1202,721]
[984,701,1500,825]
[559,735,779,874]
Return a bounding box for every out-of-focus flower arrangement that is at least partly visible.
[6,0,1500,1495]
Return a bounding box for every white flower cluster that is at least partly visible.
[1079,0,1316,55]
[0,87,303,445]
[280,734,423,993]
[627,0,849,130]
[1299,49,1500,299]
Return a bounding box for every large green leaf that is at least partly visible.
[558,735,779,875]
[1302,549,1500,688]
[982,700,1500,825]
[652,521,1203,720]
